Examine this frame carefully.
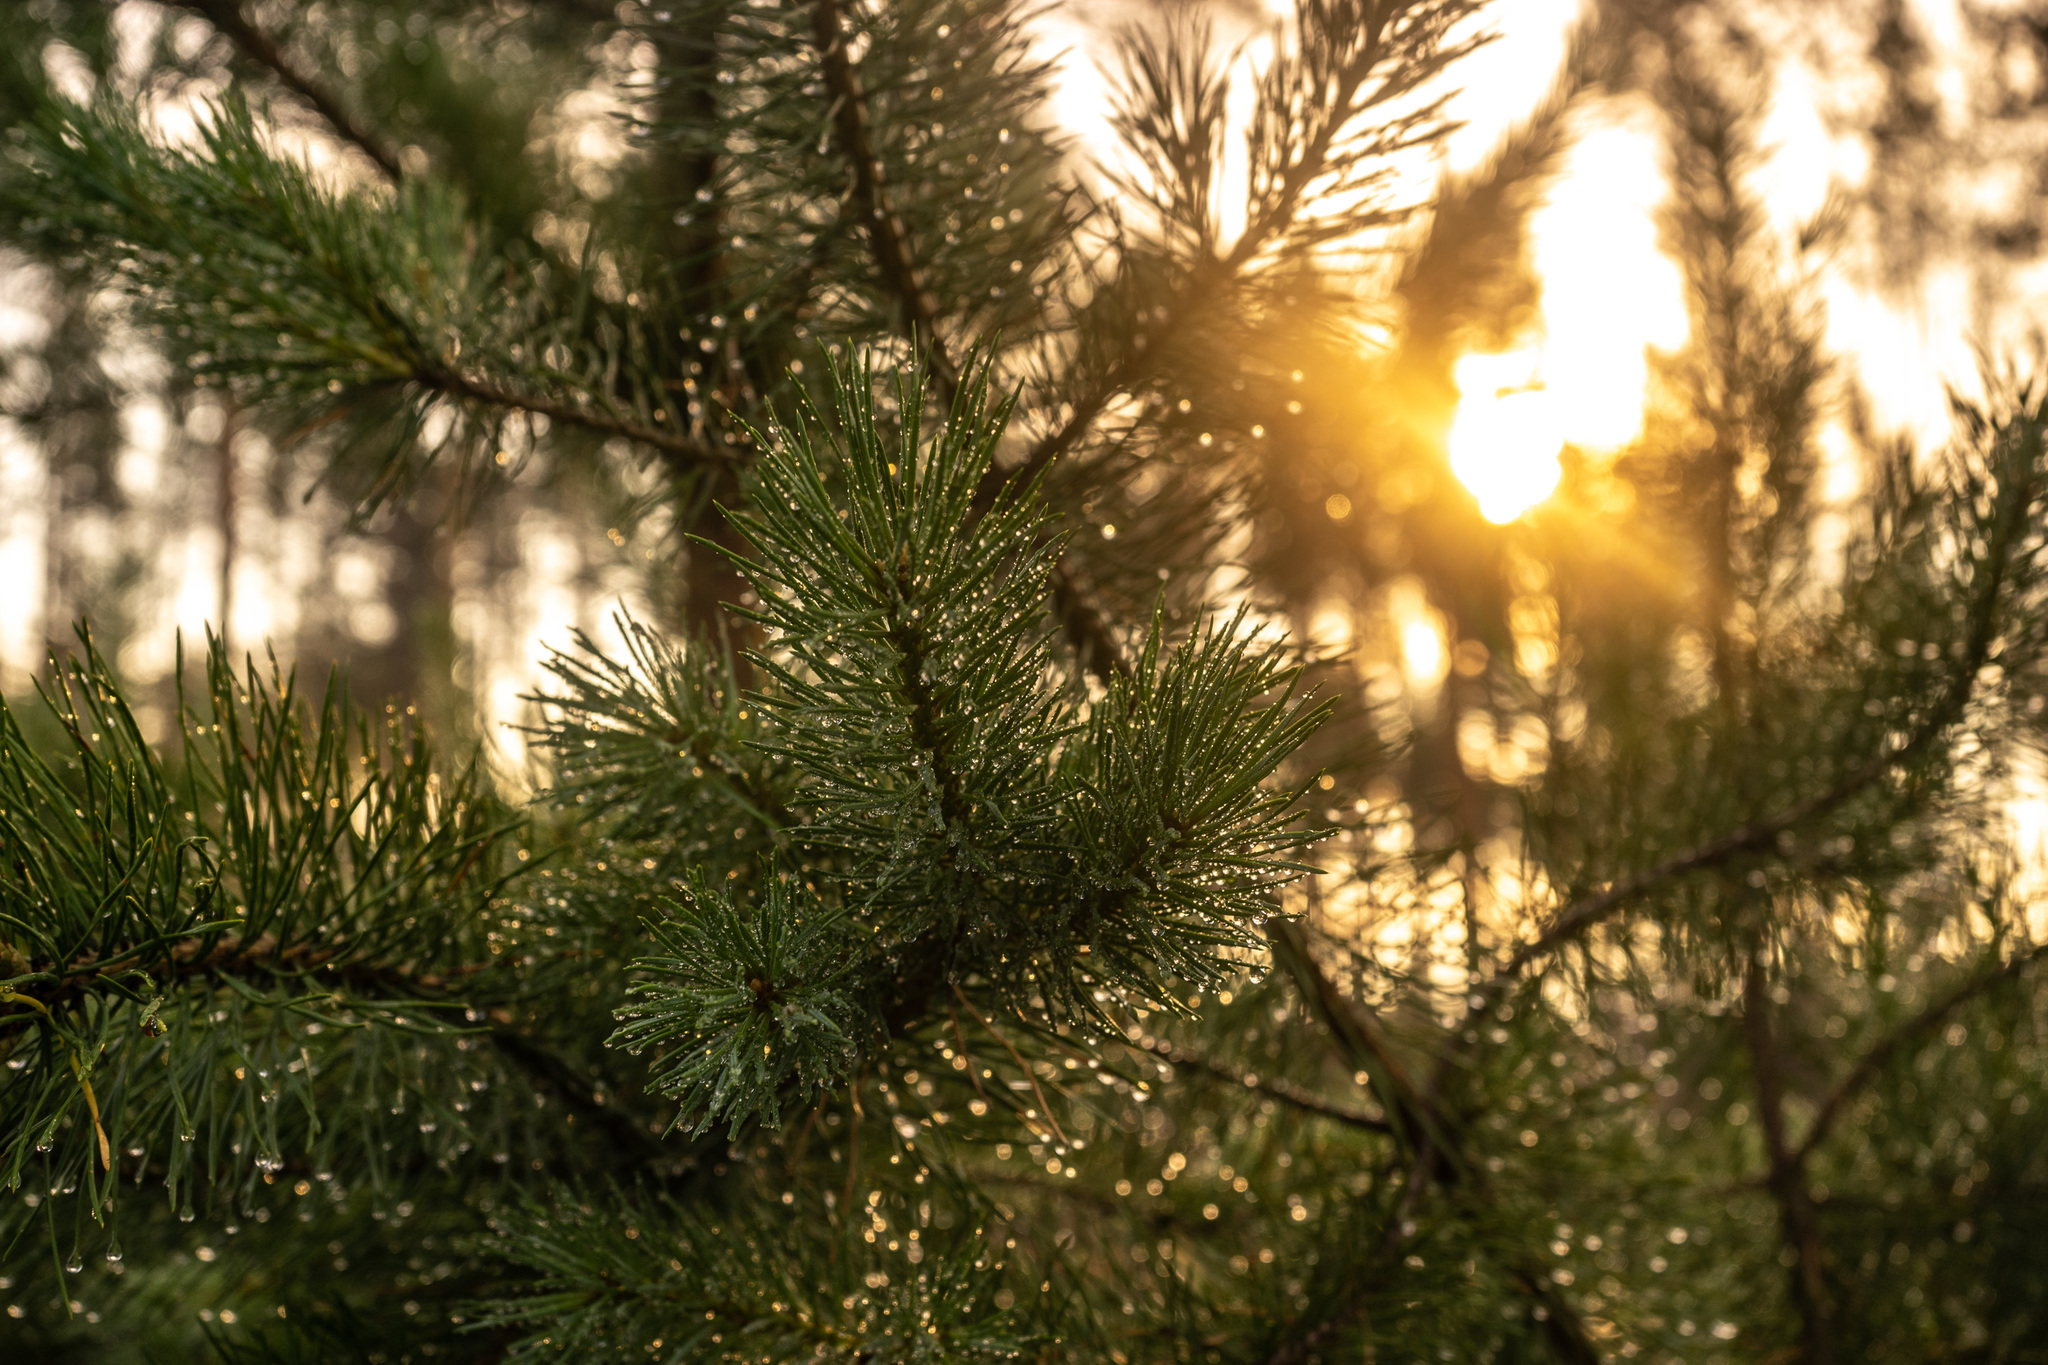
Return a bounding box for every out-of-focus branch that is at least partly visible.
[1796,939,2048,1164]
[1130,1034,1390,1135]
[179,0,404,183]
[1049,561,1131,684]
[1007,1,1442,503]
[1743,954,1837,1365]
[1261,917,1600,1365]
[1469,436,2032,1007]
[809,0,957,402]
[487,1027,671,1166]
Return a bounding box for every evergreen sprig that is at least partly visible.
[613,870,861,1137]
[475,1183,1034,1364]
[590,352,1328,1136]
[729,349,1071,959]
[1064,608,1331,1011]
[533,615,792,862]
[0,629,518,1228]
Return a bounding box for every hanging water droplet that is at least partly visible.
[64,1254,82,1274]
[104,1244,122,1265]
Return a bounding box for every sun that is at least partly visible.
[1447,351,1564,524]
[1445,102,1690,523]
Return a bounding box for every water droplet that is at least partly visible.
[64,1255,82,1274]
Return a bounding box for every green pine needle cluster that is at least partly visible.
[599,350,1328,1138]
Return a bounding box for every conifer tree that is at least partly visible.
[4,3,2048,1364]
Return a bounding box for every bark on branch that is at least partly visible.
[417,365,732,475]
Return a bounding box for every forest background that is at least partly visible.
[8,0,2043,746]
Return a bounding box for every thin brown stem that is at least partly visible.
[416,366,729,473]
[1130,1034,1390,1135]
[1049,560,1132,684]
[180,0,404,183]
[486,1028,670,1166]
[1260,918,1600,1365]
[1268,917,1434,1144]
[953,986,1069,1148]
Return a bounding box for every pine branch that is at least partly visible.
[1130,1035,1389,1135]
[1004,1,1483,505]
[800,2,1124,688]
[979,259,1225,512]
[418,364,732,472]
[1048,560,1134,684]
[1794,938,2048,1164]
[1743,954,1836,1365]
[1468,390,2047,1006]
[178,0,404,183]
[532,614,793,849]
[7,94,729,511]
[486,1028,671,1166]
[477,1181,1032,1361]
[808,0,957,400]
[0,628,522,1220]
[1264,918,1602,1365]
[613,870,862,1137]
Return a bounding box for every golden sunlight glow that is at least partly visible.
[1447,350,1563,524]
[1447,104,1691,522]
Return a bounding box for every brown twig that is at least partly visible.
[809,0,957,400]
[952,986,1069,1147]
[417,366,729,474]
[1267,917,1437,1148]
[1049,560,1133,684]
[1259,920,1600,1365]
[1130,1034,1389,1135]
[486,1027,670,1167]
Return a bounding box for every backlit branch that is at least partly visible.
[809,0,958,399]
[179,0,404,182]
